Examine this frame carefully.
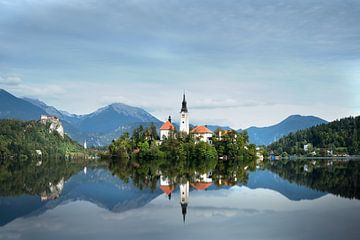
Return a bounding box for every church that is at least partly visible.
[159,93,213,143]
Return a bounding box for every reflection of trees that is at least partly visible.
[108,152,257,190]
[265,160,360,200]
[0,158,85,196]
[212,158,256,186]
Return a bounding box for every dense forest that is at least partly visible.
[268,116,360,156]
[0,119,83,160]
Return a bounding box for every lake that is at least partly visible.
[0,159,359,240]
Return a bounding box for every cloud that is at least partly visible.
[0,74,22,86]
[0,0,358,128]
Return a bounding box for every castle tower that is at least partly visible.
[180,181,189,223]
[180,93,189,134]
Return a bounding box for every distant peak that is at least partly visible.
[109,102,129,108]
[284,114,327,122]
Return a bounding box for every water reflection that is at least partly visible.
[265,159,360,199]
[159,173,213,222]
[0,157,360,233]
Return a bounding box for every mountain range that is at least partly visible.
[0,89,327,146]
[243,115,328,145]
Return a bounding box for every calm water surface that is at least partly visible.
[0,159,359,240]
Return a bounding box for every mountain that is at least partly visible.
[0,89,162,146]
[0,89,46,120]
[23,97,82,125]
[206,125,233,132]
[74,103,161,133]
[244,115,328,145]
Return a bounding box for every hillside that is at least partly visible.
[244,115,327,145]
[0,119,83,159]
[268,116,360,156]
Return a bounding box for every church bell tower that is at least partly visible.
[180,93,189,134]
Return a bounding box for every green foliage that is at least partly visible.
[268,116,360,156]
[107,126,256,190]
[0,119,83,160]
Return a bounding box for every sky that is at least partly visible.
[0,0,359,129]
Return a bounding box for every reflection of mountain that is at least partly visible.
[59,168,161,212]
[0,195,44,226]
[0,168,161,226]
[247,170,327,201]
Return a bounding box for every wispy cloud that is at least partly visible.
[0,74,22,86]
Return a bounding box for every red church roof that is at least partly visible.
[191,182,212,191]
[191,125,212,134]
[160,185,176,195]
[160,120,176,130]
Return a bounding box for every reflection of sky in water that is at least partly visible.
[1,186,360,240]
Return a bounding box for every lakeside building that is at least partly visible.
[159,116,176,140]
[191,125,213,143]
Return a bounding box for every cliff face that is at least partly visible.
[40,115,64,138]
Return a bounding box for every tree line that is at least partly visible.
[268,116,360,156]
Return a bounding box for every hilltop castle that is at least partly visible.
[40,115,65,138]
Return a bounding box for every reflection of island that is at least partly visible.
[160,173,213,222]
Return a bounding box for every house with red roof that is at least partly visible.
[191,125,213,143]
[160,116,176,140]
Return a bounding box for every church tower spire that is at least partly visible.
[181,93,188,113]
[180,93,189,134]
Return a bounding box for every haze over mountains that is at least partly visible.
[0,89,327,146]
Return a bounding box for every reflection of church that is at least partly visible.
[159,173,213,223]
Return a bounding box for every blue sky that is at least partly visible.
[0,0,359,129]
